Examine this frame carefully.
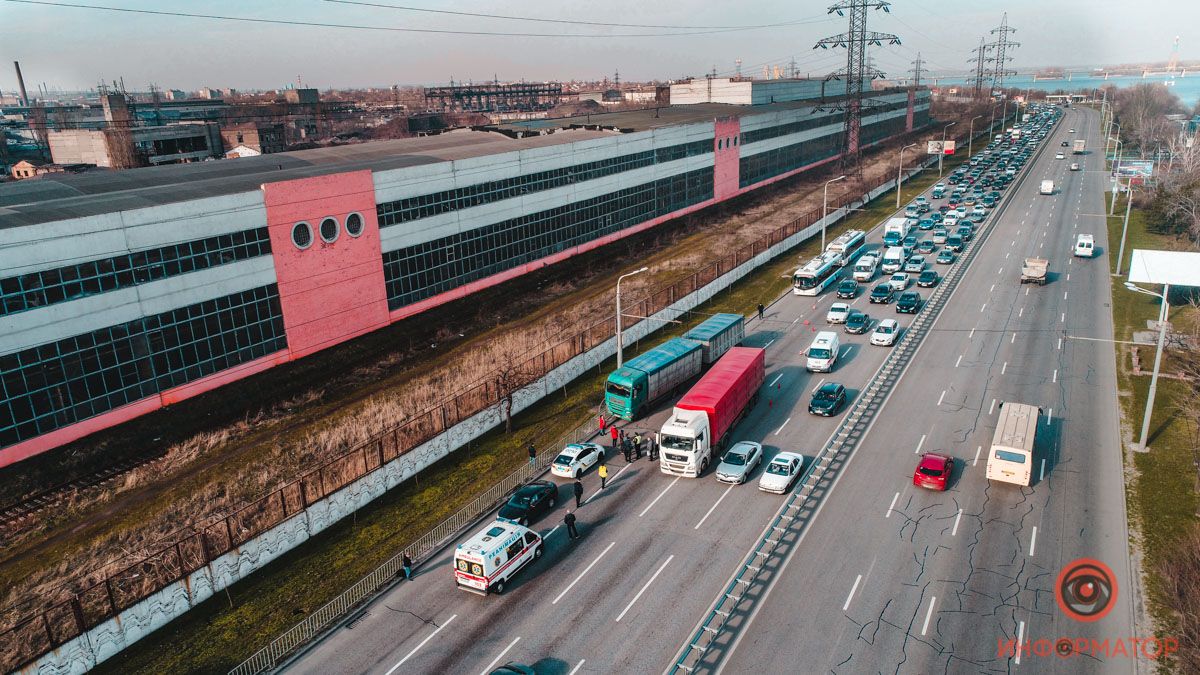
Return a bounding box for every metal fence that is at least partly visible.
[0,117,1006,675]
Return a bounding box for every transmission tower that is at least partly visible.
[814,0,901,171]
[968,36,990,97]
[985,13,1019,91]
[909,52,924,87]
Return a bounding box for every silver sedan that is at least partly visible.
[715,441,764,484]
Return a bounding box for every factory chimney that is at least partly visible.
[14,61,30,106]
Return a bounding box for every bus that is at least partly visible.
[985,401,1040,486]
[825,229,867,267]
[793,251,843,296]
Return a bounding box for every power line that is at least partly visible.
[325,0,825,31]
[1,0,805,37]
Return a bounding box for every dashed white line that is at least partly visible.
[568,660,586,675]
[955,354,963,368]
[792,317,800,325]
[969,327,976,339]
[774,416,792,436]
[980,303,987,313]
[811,378,827,394]
[915,434,926,454]
[639,480,678,518]
[1047,408,1053,424]
[694,486,733,530]
[1005,252,1010,260]
[921,596,937,636]
[1052,369,1058,383]
[973,445,982,465]
[1061,312,1066,323]
[768,372,785,387]
[1063,291,1068,300]
[1057,337,1063,350]
[385,614,458,675]
[552,542,616,604]
[1011,332,1017,344]
[1029,527,1039,557]
[1040,458,1046,482]
[952,508,963,536]
[990,284,995,293]
[885,491,900,518]
[615,555,674,622]
[997,266,1004,275]
[937,390,946,406]
[1018,307,1023,318]
[988,398,996,415]
[479,636,522,675]
[764,338,776,348]
[843,574,863,611]
[1001,361,1008,375]
[1067,273,1071,281]
[1025,287,1030,296]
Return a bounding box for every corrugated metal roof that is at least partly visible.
[684,313,743,342]
[623,337,703,374]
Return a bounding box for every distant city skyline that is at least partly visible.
[1,0,1196,94]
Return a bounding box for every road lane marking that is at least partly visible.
[973,445,982,465]
[952,508,963,536]
[792,317,800,325]
[1040,242,1044,249]
[811,378,826,394]
[1067,273,1071,281]
[969,327,976,338]
[990,284,995,293]
[639,479,678,517]
[1026,287,1030,296]
[768,372,785,387]
[615,555,674,622]
[1063,291,1068,300]
[955,354,963,368]
[988,398,996,415]
[937,390,946,406]
[921,596,937,636]
[998,267,1004,274]
[774,416,792,436]
[843,574,863,611]
[1001,362,1007,374]
[1047,408,1053,424]
[980,303,987,313]
[1018,307,1023,318]
[1040,458,1046,481]
[552,542,616,605]
[764,338,776,348]
[568,661,586,675]
[1030,526,1038,556]
[839,345,850,359]
[885,492,900,518]
[915,434,926,454]
[1011,332,1017,344]
[1061,312,1066,323]
[479,636,521,675]
[1057,337,1063,350]
[695,485,734,530]
[1005,252,1010,259]
[385,614,458,675]
[1053,369,1058,383]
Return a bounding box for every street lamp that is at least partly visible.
[967,114,984,158]
[1116,182,1136,276]
[1109,138,1123,215]
[938,122,956,177]
[822,175,847,250]
[615,267,648,367]
[1124,282,1171,452]
[1105,122,1120,165]
[896,144,917,209]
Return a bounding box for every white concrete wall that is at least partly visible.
[25,152,940,675]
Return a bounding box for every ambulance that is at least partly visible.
[453,519,544,595]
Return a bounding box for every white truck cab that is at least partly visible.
[658,410,712,477]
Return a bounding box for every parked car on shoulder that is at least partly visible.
[498,481,558,525]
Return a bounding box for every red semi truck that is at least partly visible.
[658,347,766,477]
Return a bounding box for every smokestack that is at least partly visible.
[14,61,29,106]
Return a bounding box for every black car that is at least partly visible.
[917,269,940,287]
[845,310,871,334]
[808,382,847,416]
[497,481,558,525]
[896,291,922,314]
[870,283,894,304]
[836,278,859,299]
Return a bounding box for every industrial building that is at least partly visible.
[0,87,930,466]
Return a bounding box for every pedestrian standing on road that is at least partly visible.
[598,415,607,434]
[527,442,537,465]
[649,435,659,461]
[757,303,765,320]
[622,437,632,462]
[565,510,579,539]
[599,463,608,489]
[610,424,620,449]
[633,432,643,459]
[573,479,584,507]
[401,553,413,581]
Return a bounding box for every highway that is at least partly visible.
[282,106,1134,675]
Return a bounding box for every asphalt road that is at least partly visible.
[283,107,1133,675]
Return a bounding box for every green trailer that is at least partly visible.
[605,338,704,420]
[682,313,745,364]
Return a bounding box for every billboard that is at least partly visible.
[1115,160,1154,178]
[927,141,957,155]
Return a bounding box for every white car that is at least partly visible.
[1070,163,1080,171]
[826,302,851,324]
[1068,128,1075,133]
[903,256,925,273]
[758,452,806,494]
[550,442,605,478]
[715,441,764,484]
[870,319,900,346]
[944,214,959,228]
[971,205,987,216]
[1055,153,1065,160]
[889,272,909,291]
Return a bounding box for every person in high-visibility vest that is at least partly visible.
[598,463,609,489]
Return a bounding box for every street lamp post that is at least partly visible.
[938,122,956,177]
[967,115,984,158]
[615,267,648,367]
[896,145,917,209]
[822,175,847,250]
[1116,182,1135,276]
[1109,138,1123,215]
[1124,282,1172,452]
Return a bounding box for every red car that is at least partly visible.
[913,453,954,491]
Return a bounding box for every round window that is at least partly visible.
[344,212,364,237]
[291,222,313,249]
[319,217,339,243]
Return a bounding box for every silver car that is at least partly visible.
[715,441,763,484]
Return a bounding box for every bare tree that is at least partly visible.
[1156,525,1200,674]
[493,345,541,434]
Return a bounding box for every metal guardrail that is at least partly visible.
[669,117,1051,674]
[228,416,597,675]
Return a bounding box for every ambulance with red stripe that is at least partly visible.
[454,519,544,595]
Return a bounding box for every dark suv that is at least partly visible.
[870,283,895,304]
[808,382,847,416]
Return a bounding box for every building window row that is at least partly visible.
[740,132,842,187]
[0,227,272,317]
[740,99,909,146]
[0,284,287,448]
[376,139,712,228]
[382,166,714,310]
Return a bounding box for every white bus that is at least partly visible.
[793,251,843,296]
[985,401,1040,486]
[826,229,867,266]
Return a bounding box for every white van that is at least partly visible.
[1074,234,1095,258]
[881,246,906,273]
[853,255,878,281]
[454,519,543,595]
[806,331,841,373]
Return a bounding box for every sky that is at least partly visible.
[0,0,1196,93]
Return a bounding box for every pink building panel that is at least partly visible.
[713,116,742,201]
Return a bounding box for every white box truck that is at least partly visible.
[1040,180,1054,195]
[853,255,878,281]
